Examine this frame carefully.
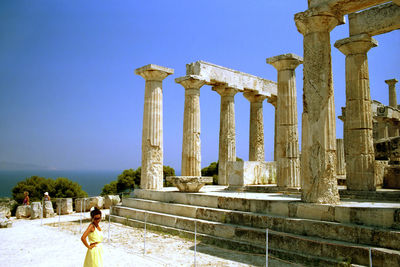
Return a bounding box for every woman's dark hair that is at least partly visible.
[90,207,102,218]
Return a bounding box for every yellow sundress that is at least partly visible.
[83,225,104,267]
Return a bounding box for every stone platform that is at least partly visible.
[110,186,400,266]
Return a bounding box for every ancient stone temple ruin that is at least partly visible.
[110,1,400,266]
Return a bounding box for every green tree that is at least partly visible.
[163,165,175,187]
[12,176,87,204]
[201,162,218,185]
[116,168,137,193]
[101,180,118,195]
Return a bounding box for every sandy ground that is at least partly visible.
[0,211,297,267]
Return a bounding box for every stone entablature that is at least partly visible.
[186,60,277,97]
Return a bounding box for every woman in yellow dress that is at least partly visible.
[81,207,104,267]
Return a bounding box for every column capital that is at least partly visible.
[385,79,398,86]
[267,95,277,108]
[334,34,378,56]
[212,84,238,97]
[175,75,208,90]
[135,64,174,81]
[266,53,303,71]
[295,9,340,35]
[243,91,267,103]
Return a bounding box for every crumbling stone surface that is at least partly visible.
[166,176,213,192]
[30,202,42,219]
[16,205,31,219]
[43,201,55,218]
[104,195,121,209]
[0,212,12,228]
[55,198,73,215]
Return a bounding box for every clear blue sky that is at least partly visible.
[0,1,399,171]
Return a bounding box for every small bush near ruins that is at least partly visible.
[12,176,87,205]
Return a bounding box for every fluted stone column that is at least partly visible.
[267,54,302,188]
[243,92,267,161]
[213,85,238,185]
[295,11,340,203]
[335,34,377,191]
[267,96,278,161]
[135,64,174,190]
[176,75,206,176]
[336,139,346,175]
[386,79,399,137]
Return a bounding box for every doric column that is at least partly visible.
[336,139,346,175]
[135,64,174,190]
[335,34,377,191]
[267,96,278,161]
[267,53,302,188]
[213,85,238,185]
[295,10,340,203]
[243,92,267,162]
[386,79,398,108]
[175,75,206,176]
[385,79,399,137]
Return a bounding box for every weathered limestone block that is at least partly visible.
[30,202,42,219]
[75,198,90,212]
[89,196,104,209]
[55,198,73,215]
[0,212,12,228]
[295,10,340,203]
[16,205,31,219]
[375,160,389,188]
[214,85,238,185]
[227,161,276,187]
[166,176,213,192]
[136,64,174,190]
[43,201,55,218]
[104,195,121,209]
[0,206,11,219]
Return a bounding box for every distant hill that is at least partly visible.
[0,161,52,171]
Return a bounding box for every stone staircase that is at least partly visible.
[110,188,400,266]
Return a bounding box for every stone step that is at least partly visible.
[133,189,400,230]
[111,205,400,266]
[109,213,365,267]
[121,197,400,251]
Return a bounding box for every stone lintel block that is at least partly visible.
[166,176,213,192]
[334,34,378,55]
[385,78,398,86]
[346,99,373,129]
[307,0,388,16]
[266,53,303,71]
[227,161,276,186]
[186,60,277,97]
[347,129,374,154]
[135,64,174,81]
[348,2,400,37]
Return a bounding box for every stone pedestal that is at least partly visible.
[295,11,340,203]
[267,53,302,188]
[176,75,206,176]
[135,64,174,190]
[213,85,238,185]
[166,176,213,192]
[243,92,267,162]
[335,34,377,191]
[227,161,276,187]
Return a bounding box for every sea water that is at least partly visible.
[0,170,121,198]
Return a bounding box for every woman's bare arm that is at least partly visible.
[81,224,95,249]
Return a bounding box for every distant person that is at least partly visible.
[22,191,29,205]
[44,192,51,201]
[81,207,103,267]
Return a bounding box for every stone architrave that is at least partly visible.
[295,10,340,203]
[385,79,399,137]
[175,75,207,176]
[213,85,238,185]
[335,34,378,191]
[243,92,267,162]
[135,64,174,190]
[336,139,346,175]
[267,53,302,188]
